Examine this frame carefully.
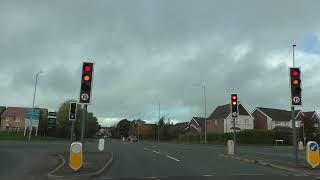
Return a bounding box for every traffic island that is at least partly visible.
[47,151,113,180]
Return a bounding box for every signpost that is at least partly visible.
[47,111,56,130]
[69,142,83,171]
[25,108,40,140]
[306,141,320,168]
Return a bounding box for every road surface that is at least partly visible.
[0,139,318,180]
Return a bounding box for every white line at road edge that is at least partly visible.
[166,155,180,162]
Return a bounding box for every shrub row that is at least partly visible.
[178,128,293,145]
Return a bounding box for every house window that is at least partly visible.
[231,119,238,124]
[275,121,281,124]
[244,119,250,124]
[15,117,21,122]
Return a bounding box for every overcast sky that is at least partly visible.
[1,1,320,126]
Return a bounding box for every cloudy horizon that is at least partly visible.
[1,1,320,127]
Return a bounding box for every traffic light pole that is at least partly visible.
[233,117,237,154]
[291,106,298,165]
[71,120,75,142]
[81,104,87,145]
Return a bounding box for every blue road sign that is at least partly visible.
[26,108,40,119]
[310,143,318,151]
[25,108,41,127]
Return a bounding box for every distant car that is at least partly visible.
[127,135,138,142]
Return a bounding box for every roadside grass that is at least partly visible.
[0,131,66,141]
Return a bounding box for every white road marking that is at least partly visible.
[139,177,157,179]
[315,177,320,179]
[152,150,162,155]
[201,174,213,176]
[144,147,151,151]
[234,173,264,176]
[166,155,180,162]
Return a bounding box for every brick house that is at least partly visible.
[302,111,319,128]
[252,107,305,130]
[0,106,6,127]
[0,107,27,131]
[174,122,188,133]
[207,103,254,133]
[185,117,206,133]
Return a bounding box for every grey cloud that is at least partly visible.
[1,0,320,124]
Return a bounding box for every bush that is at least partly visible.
[179,129,293,145]
[238,130,274,144]
[272,126,292,145]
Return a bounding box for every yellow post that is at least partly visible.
[306,141,319,168]
[69,142,83,171]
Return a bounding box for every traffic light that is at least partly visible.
[290,67,302,105]
[69,102,77,121]
[231,94,238,117]
[80,62,94,104]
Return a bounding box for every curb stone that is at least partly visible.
[220,154,320,176]
[47,152,113,180]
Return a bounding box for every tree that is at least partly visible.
[116,119,131,138]
[299,117,315,142]
[138,124,154,139]
[86,112,100,137]
[56,99,99,139]
[38,108,48,136]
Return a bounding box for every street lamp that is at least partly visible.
[29,70,43,141]
[193,83,207,144]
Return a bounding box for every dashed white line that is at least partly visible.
[166,155,180,162]
[234,173,264,176]
[201,174,213,177]
[152,150,162,155]
[138,177,157,179]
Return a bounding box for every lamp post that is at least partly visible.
[193,83,207,144]
[29,70,43,141]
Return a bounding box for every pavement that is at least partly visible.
[1,139,320,180]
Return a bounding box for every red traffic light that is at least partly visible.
[292,70,299,77]
[232,96,237,100]
[84,65,92,72]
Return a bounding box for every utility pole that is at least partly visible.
[203,85,207,144]
[291,43,298,165]
[302,122,306,145]
[158,103,160,142]
[137,112,140,140]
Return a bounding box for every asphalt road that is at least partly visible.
[0,139,319,180]
[0,140,70,180]
[97,140,320,180]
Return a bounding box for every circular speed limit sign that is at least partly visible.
[293,96,301,104]
[80,93,89,101]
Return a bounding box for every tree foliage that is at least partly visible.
[55,99,100,139]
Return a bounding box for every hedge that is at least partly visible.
[178,129,294,145]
